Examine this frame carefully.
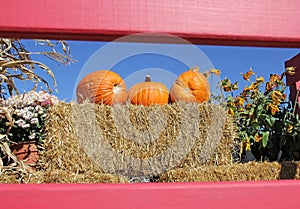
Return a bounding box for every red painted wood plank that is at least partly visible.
[286,53,300,86]
[1,0,300,47]
[1,181,300,209]
[285,53,300,115]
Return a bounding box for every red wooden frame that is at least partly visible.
[1,181,300,209]
[1,1,300,208]
[1,0,300,47]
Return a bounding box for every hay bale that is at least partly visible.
[0,167,35,184]
[0,170,129,184]
[44,102,236,178]
[38,102,103,174]
[0,172,21,183]
[30,102,130,183]
[159,161,300,182]
[0,170,129,183]
[28,170,129,183]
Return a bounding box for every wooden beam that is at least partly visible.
[1,181,300,209]
[0,0,300,47]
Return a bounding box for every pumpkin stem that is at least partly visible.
[190,66,199,72]
[145,75,151,82]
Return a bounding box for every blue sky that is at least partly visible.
[19,40,299,102]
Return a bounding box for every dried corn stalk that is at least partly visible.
[0,39,75,99]
[0,38,75,180]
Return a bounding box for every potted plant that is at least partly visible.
[0,90,59,168]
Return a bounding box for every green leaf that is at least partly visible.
[249,135,256,142]
[295,120,300,128]
[249,107,255,116]
[261,131,270,148]
[239,131,248,141]
[265,115,275,127]
[265,117,272,127]
[257,104,264,114]
[245,118,251,126]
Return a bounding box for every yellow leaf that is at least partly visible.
[226,108,234,116]
[268,103,280,115]
[254,134,262,142]
[210,69,221,76]
[256,76,265,83]
[287,124,293,133]
[242,67,255,81]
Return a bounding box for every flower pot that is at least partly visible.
[10,141,39,168]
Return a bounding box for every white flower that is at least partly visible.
[30,118,39,124]
[21,123,30,129]
[14,109,22,116]
[22,110,34,120]
[15,119,26,127]
[28,133,36,140]
[28,106,34,111]
[5,91,58,108]
[35,105,43,111]
[35,105,44,114]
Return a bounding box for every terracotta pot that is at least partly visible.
[10,141,39,167]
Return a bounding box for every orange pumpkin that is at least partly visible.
[128,75,169,106]
[170,67,210,103]
[76,70,127,105]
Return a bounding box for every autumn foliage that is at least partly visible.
[221,67,300,162]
